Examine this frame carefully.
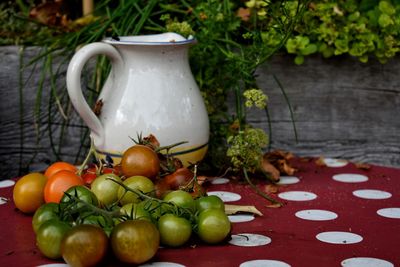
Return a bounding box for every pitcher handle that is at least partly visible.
[66,42,123,147]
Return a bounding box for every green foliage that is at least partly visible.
[284,0,400,64]
[1,1,306,175]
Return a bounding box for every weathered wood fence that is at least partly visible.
[1,46,399,179]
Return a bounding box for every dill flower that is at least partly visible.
[243,88,268,109]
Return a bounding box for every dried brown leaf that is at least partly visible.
[225,204,263,216]
[261,157,280,181]
[355,162,371,170]
[265,203,283,208]
[264,184,279,194]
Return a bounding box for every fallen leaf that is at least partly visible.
[264,184,279,194]
[261,157,280,181]
[265,203,283,208]
[315,156,326,166]
[355,162,371,170]
[225,204,263,216]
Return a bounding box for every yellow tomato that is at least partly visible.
[13,172,47,213]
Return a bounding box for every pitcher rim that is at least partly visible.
[103,33,197,46]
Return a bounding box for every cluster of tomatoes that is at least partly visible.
[12,143,231,266]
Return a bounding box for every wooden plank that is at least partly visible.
[1,46,399,179]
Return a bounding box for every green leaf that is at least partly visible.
[378,1,395,15]
[378,13,394,27]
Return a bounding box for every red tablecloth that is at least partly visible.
[1,158,399,267]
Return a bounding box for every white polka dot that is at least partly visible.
[277,176,300,185]
[36,264,70,267]
[377,208,400,219]
[295,209,338,221]
[332,173,368,183]
[0,180,15,188]
[353,189,392,200]
[278,191,317,201]
[207,191,241,202]
[229,233,272,247]
[323,158,348,167]
[139,262,185,267]
[341,257,394,267]
[240,259,291,267]
[316,231,363,244]
[228,214,255,223]
[211,177,230,185]
[0,197,8,205]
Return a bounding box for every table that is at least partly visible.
[1,157,399,267]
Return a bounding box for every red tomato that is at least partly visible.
[44,162,77,179]
[164,167,194,189]
[44,170,84,203]
[81,167,97,185]
[121,145,160,179]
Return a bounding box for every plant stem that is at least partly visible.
[243,167,283,206]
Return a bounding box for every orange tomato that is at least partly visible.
[44,162,77,179]
[44,170,84,203]
[13,172,47,213]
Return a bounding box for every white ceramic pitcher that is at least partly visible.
[66,32,209,165]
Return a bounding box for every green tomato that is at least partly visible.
[197,209,231,244]
[32,202,60,234]
[163,190,195,212]
[158,213,192,247]
[60,185,99,207]
[117,176,155,205]
[195,195,225,213]
[36,219,71,259]
[120,202,152,221]
[91,173,122,206]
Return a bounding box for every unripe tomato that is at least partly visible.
[117,175,155,205]
[158,213,192,247]
[61,225,109,267]
[197,209,231,244]
[110,220,160,264]
[163,190,196,212]
[36,219,71,259]
[13,172,47,214]
[121,145,160,179]
[195,195,225,213]
[91,173,122,206]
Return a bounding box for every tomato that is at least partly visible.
[120,203,152,221]
[81,166,97,185]
[36,219,71,259]
[61,224,109,267]
[197,209,231,244]
[44,161,77,179]
[13,172,47,214]
[121,145,160,179]
[61,185,99,207]
[158,213,192,247]
[117,175,155,205]
[163,190,195,212]
[91,173,122,206]
[164,167,194,189]
[44,170,84,203]
[110,220,160,264]
[195,195,225,213]
[32,202,59,233]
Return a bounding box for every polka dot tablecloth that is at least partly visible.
[0,157,399,267]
